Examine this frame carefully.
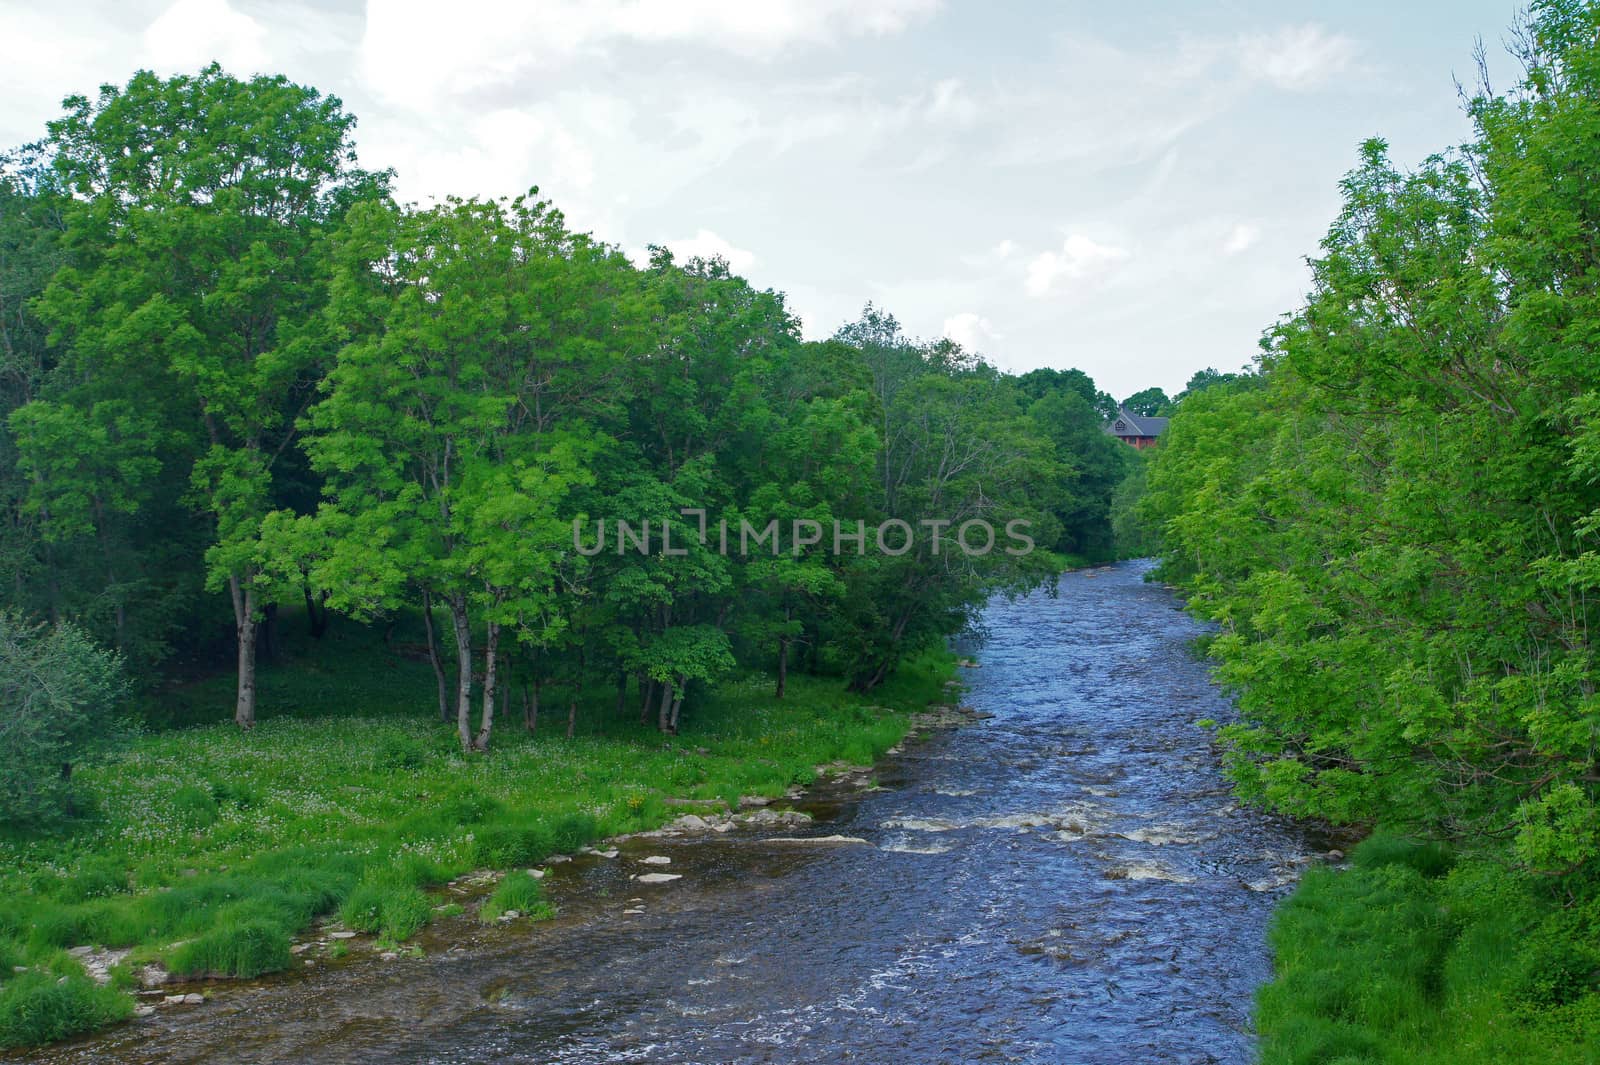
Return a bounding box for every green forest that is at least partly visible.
[1138,2,1600,1060]
[0,62,1145,1047]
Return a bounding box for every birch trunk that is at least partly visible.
[448,594,473,751]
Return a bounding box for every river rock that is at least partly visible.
[135,1005,157,1018]
[764,835,871,846]
[622,908,644,915]
[640,855,671,865]
[670,813,712,832]
[633,872,682,884]
[330,931,358,940]
[742,807,811,827]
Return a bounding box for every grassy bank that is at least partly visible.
[1257,834,1600,1064]
[0,620,953,1049]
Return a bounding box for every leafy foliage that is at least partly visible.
[1142,2,1600,1052]
[0,612,125,827]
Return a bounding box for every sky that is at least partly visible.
[1,0,1525,400]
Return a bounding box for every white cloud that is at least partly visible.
[961,238,1017,268]
[1238,25,1359,91]
[924,78,978,125]
[1024,234,1131,296]
[1223,223,1260,254]
[360,0,940,107]
[943,311,1001,354]
[660,229,758,272]
[143,0,269,75]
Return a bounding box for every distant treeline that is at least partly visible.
[0,65,1141,756]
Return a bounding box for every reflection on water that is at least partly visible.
[26,561,1316,1065]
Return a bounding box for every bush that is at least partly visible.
[169,919,291,979]
[0,614,126,829]
[479,871,554,923]
[0,970,131,1048]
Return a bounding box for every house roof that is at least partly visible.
[1106,408,1169,438]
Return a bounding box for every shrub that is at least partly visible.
[0,970,131,1048]
[169,919,291,979]
[0,614,126,829]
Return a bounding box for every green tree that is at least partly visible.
[21,66,387,728]
[1120,386,1171,417]
[0,612,125,827]
[307,195,637,751]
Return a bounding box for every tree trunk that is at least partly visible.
[615,667,628,716]
[668,673,685,734]
[776,635,788,700]
[230,574,258,730]
[421,589,449,722]
[303,584,330,639]
[448,594,473,751]
[257,602,277,665]
[474,621,499,751]
[657,678,674,733]
[639,674,654,726]
[524,676,541,734]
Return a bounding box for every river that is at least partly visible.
[30,560,1319,1064]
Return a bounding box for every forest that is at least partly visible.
[0,63,1148,1047]
[1139,2,1600,1060]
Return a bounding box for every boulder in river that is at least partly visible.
[633,872,683,884]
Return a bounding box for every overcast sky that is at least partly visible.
[2,0,1523,400]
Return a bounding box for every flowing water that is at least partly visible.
[27,561,1322,1064]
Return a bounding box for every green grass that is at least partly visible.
[0,619,952,1049]
[1258,833,1600,1064]
[478,871,556,923]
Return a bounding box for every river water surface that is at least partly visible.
[31,561,1318,1065]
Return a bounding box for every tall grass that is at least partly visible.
[1258,833,1600,1064]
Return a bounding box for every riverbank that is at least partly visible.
[1255,833,1600,1064]
[0,648,956,1050]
